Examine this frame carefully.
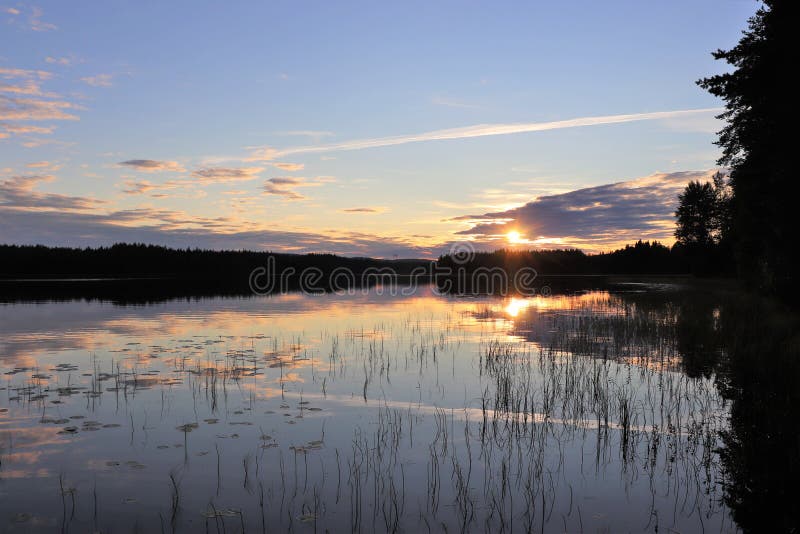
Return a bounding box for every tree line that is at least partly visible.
[0,239,727,284]
[0,243,430,280]
[689,0,793,298]
[438,239,730,278]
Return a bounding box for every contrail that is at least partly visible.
[249,107,721,160]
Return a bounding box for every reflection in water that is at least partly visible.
[713,297,800,533]
[504,297,527,317]
[0,283,795,531]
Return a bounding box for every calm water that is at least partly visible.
[0,283,749,532]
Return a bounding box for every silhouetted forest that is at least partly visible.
[438,240,732,277]
[0,240,726,284]
[0,243,430,280]
[0,243,435,302]
[0,241,724,303]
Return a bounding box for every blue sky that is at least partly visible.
[1,1,757,256]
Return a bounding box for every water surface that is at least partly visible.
[0,283,743,532]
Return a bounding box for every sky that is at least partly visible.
[1,1,758,257]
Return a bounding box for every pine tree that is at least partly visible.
[698,0,795,293]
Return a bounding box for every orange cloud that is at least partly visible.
[272,162,304,171]
[118,159,185,173]
[340,207,387,214]
[191,167,263,183]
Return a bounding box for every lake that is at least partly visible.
[0,280,794,532]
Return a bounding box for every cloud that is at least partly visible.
[262,176,332,201]
[0,95,80,121]
[0,68,52,80]
[0,123,55,134]
[80,74,113,87]
[20,137,74,148]
[247,108,722,160]
[29,6,56,31]
[0,69,70,131]
[25,160,60,171]
[340,207,387,214]
[0,207,429,258]
[454,170,718,252]
[121,180,158,195]
[0,174,105,211]
[0,67,78,138]
[119,167,264,196]
[267,177,300,186]
[0,68,80,138]
[45,56,73,66]
[191,167,263,183]
[247,146,280,161]
[263,178,306,200]
[272,162,304,171]
[0,80,45,95]
[5,7,20,14]
[118,159,185,173]
[1,173,431,255]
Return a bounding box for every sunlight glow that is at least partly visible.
[507,231,523,244]
[505,297,531,317]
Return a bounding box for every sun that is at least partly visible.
[505,297,529,317]
[506,231,523,244]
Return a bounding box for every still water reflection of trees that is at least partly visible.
[500,285,799,532]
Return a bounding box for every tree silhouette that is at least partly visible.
[711,171,734,244]
[673,173,734,275]
[698,0,794,294]
[675,181,719,246]
[674,172,732,246]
